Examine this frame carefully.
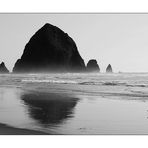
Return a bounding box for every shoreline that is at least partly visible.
[0,123,50,135]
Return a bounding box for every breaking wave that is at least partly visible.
[21,78,148,88]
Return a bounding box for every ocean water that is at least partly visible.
[0,73,148,134]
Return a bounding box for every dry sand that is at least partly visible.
[0,123,49,135]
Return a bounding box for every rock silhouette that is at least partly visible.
[0,62,9,73]
[13,23,86,73]
[86,59,100,72]
[106,64,113,73]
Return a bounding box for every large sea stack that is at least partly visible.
[106,64,113,73]
[86,59,100,72]
[13,23,86,73]
[0,62,9,73]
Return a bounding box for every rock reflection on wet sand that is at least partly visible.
[21,92,79,126]
[0,87,80,134]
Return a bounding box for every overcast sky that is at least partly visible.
[0,13,148,72]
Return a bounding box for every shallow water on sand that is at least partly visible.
[0,73,148,134]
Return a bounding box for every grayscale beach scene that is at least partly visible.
[0,14,148,134]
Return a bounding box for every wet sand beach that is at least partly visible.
[1,73,148,134]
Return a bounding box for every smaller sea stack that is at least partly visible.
[0,62,9,73]
[87,59,100,72]
[106,64,113,73]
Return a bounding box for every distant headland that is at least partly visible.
[0,23,113,73]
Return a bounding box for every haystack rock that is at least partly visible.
[86,59,100,72]
[13,23,86,73]
[106,64,113,73]
[0,62,9,73]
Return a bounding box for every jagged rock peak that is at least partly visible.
[0,62,9,73]
[13,23,86,73]
[86,59,100,72]
[106,64,113,73]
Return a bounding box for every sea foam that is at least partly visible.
[21,79,78,84]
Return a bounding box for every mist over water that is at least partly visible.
[0,73,148,134]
